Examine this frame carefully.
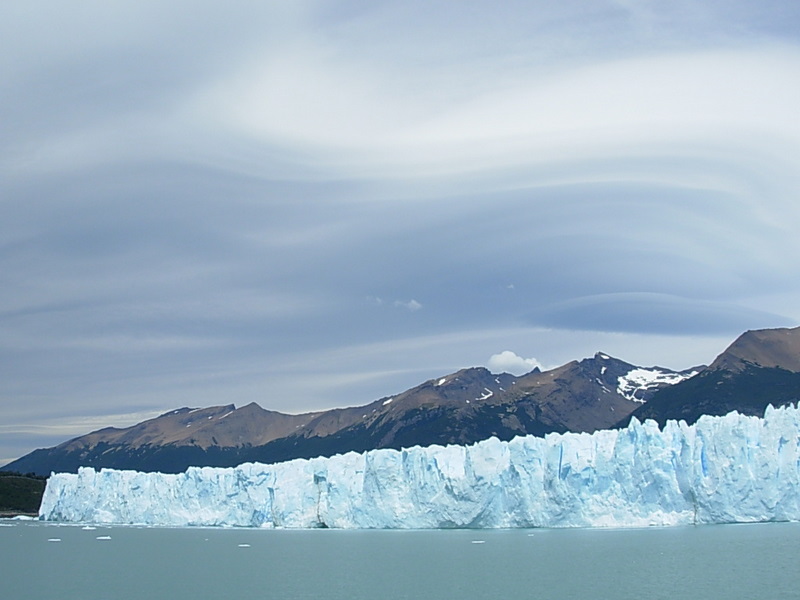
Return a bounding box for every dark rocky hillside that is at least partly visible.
[0,472,46,516]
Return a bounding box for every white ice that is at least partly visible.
[39,405,800,529]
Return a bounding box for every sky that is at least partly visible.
[2,1,800,466]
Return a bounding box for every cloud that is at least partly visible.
[194,36,800,182]
[487,351,544,376]
[368,297,423,311]
[394,299,422,311]
[0,410,166,438]
[531,293,796,335]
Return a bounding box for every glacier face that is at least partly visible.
[40,405,800,529]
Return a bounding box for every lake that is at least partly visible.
[2,520,799,599]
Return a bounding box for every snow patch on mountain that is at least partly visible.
[476,388,493,401]
[617,368,699,403]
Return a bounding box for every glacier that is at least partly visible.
[39,405,800,529]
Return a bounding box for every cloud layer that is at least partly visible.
[2,1,800,463]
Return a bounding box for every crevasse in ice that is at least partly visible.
[39,405,800,528]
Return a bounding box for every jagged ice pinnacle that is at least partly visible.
[40,405,800,528]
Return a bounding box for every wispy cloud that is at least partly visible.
[0,410,167,438]
[394,299,422,311]
[531,293,795,335]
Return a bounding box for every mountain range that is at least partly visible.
[5,326,800,476]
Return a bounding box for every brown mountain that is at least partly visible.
[3,354,696,476]
[706,326,800,373]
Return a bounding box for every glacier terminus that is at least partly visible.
[39,405,800,529]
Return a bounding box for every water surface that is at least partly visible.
[2,520,798,599]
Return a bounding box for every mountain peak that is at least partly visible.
[709,326,800,373]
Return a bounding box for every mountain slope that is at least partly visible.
[625,326,800,427]
[707,326,800,373]
[3,354,696,476]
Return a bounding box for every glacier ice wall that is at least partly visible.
[39,405,800,529]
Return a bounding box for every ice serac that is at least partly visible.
[40,405,800,529]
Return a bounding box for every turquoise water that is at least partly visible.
[2,520,799,599]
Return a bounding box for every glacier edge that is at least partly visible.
[39,405,800,529]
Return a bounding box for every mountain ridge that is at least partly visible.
[8,325,800,477]
[3,353,697,476]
